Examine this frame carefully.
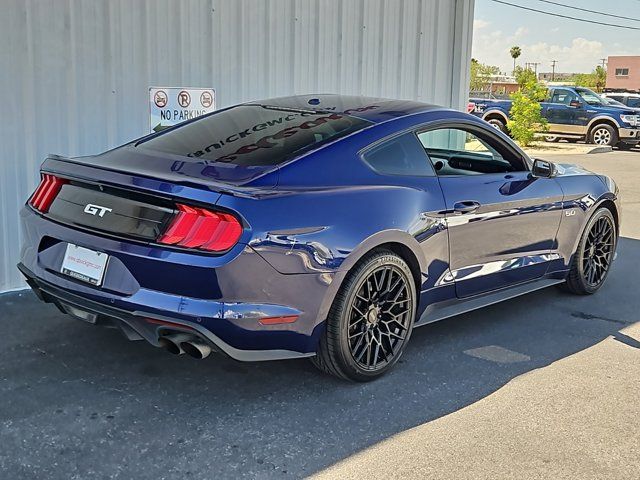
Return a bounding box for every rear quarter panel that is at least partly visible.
[215,114,457,323]
[469,99,512,120]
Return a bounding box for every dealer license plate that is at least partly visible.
[60,243,109,286]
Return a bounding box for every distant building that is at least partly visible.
[538,72,577,82]
[471,74,519,97]
[606,56,640,92]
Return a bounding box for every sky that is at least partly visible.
[472,0,640,75]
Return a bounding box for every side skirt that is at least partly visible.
[415,277,565,328]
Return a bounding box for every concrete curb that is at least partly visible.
[587,146,613,154]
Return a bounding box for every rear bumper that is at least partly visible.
[18,264,313,361]
[19,207,333,360]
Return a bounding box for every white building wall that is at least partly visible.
[0,0,474,292]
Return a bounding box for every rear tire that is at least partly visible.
[617,142,635,151]
[544,135,560,143]
[563,208,617,295]
[487,118,508,134]
[311,250,416,382]
[588,124,618,147]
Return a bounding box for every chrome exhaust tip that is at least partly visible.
[158,333,194,355]
[180,340,212,360]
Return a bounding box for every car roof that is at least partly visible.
[246,94,442,124]
[603,92,640,97]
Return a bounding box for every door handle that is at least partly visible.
[453,201,481,215]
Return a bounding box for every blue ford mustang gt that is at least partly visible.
[19,95,620,381]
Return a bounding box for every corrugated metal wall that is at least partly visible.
[0,0,474,292]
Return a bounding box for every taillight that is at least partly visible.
[29,174,67,213]
[158,204,242,252]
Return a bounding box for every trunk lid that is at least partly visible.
[62,144,280,192]
[35,151,264,250]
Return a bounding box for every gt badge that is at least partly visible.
[84,204,113,218]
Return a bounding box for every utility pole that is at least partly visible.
[551,60,558,82]
[528,62,541,76]
[600,58,607,69]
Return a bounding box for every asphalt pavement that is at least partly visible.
[1,150,638,479]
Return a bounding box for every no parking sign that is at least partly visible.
[149,87,216,133]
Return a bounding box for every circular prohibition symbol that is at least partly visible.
[177,90,191,108]
[200,91,214,108]
[153,90,168,108]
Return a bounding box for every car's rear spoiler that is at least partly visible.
[40,153,275,201]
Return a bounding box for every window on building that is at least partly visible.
[615,68,630,76]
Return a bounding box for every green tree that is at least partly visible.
[507,67,548,146]
[594,65,607,91]
[469,58,501,92]
[573,66,608,92]
[510,46,522,74]
[513,66,538,91]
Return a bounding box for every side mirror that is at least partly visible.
[531,158,557,178]
[569,100,583,108]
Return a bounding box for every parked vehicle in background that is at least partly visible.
[468,91,510,100]
[601,92,640,109]
[601,95,640,113]
[469,86,640,148]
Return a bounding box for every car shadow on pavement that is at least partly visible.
[0,237,638,479]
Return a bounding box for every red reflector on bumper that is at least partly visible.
[258,315,299,326]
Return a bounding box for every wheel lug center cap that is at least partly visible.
[367,305,380,325]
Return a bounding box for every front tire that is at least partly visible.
[589,124,618,147]
[564,208,617,295]
[311,250,416,381]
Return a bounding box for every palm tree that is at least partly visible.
[510,46,522,74]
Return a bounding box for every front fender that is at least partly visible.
[555,172,619,269]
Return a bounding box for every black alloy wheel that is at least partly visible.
[347,264,413,371]
[582,214,615,288]
[564,208,617,295]
[312,250,416,381]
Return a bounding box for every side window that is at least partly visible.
[627,98,640,108]
[362,133,434,176]
[550,89,577,105]
[417,127,523,176]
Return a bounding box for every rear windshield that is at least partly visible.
[138,105,372,166]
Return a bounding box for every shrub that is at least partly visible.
[507,92,547,147]
[507,68,548,146]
